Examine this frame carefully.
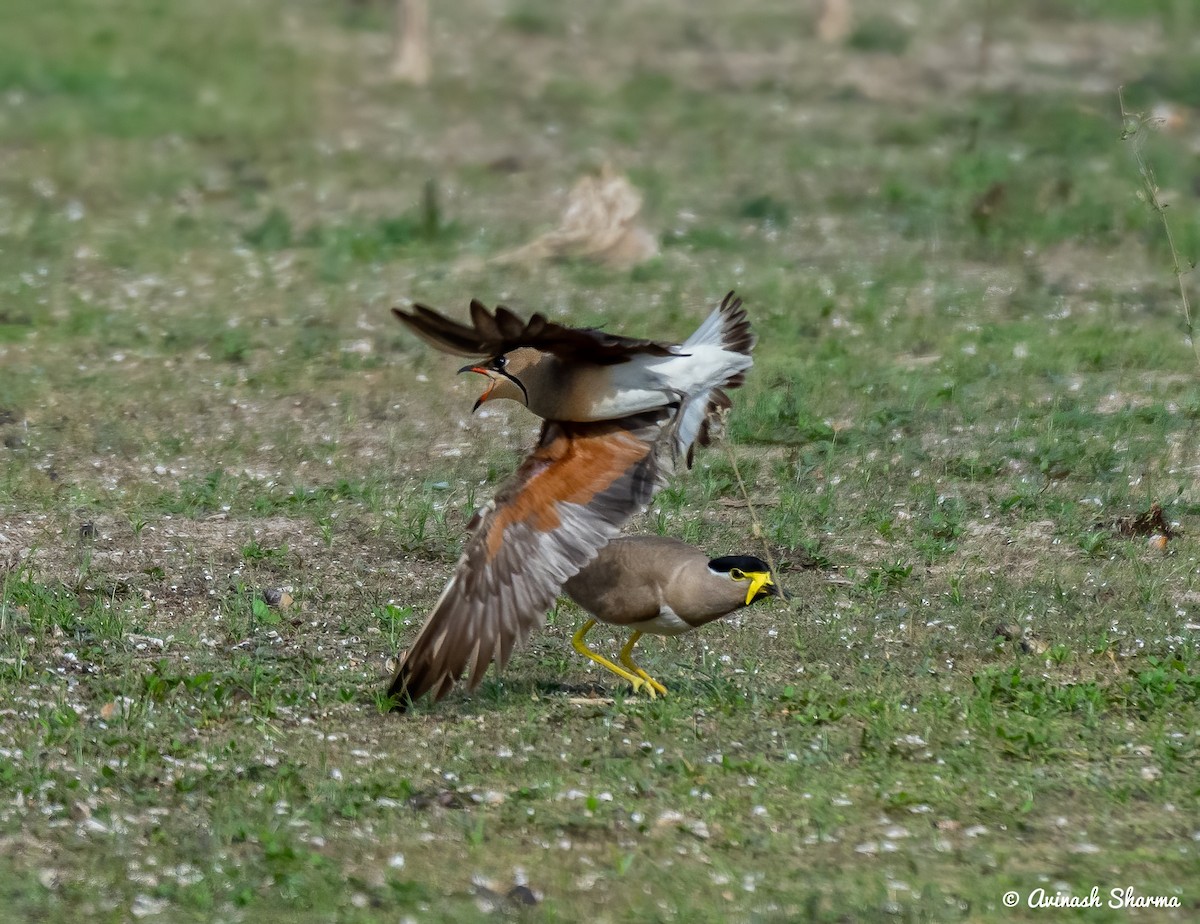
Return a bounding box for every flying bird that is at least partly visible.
[562,535,779,697]
[392,292,753,462]
[387,294,755,709]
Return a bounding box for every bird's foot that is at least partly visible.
[618,643,668,697]
[628,676,657,700]
[635,670,668,697]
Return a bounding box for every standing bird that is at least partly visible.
[563,536,779,697]
[387,294,755,709]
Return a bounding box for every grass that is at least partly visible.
[1,0,1199,920]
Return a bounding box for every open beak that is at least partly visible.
[458,363,497,412]
[457,362,529,411]
[746,572,777,606]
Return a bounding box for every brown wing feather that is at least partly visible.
[392,301,677,362]
[688,387,733,468]
[387,409,673,710]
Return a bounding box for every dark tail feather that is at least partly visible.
[716,292,755,368]
[393,304,488,356]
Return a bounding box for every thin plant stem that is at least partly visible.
[721,438,783,595]
[1119,87,1200,374]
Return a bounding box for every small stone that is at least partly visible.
[473,886,503,913]
[687,820,711,840]
[130,895,168,918]
[507,885,538,906]
[993,623,1021,641]
[263,589,293,608]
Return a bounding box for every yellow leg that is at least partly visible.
[572,620,654,698]
[619,631,668,697]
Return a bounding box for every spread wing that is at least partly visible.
[387,409,675,709]
[392,299,676,363]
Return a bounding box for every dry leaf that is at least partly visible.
[490,164,658,270]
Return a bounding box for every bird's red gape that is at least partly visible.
[467,368,495,406]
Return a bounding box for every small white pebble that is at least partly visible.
[130,895,168,918]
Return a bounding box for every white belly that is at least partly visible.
[582,345,752,420]
[586,386,672,419]
[629,606,693,637]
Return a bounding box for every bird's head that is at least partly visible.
[458,348,541,411]
[708,554,780,606]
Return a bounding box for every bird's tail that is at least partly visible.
[681,291,755,385]
[672,292,755,466]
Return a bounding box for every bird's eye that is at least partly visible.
[729,568,746,580]
[493,355,507,370]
